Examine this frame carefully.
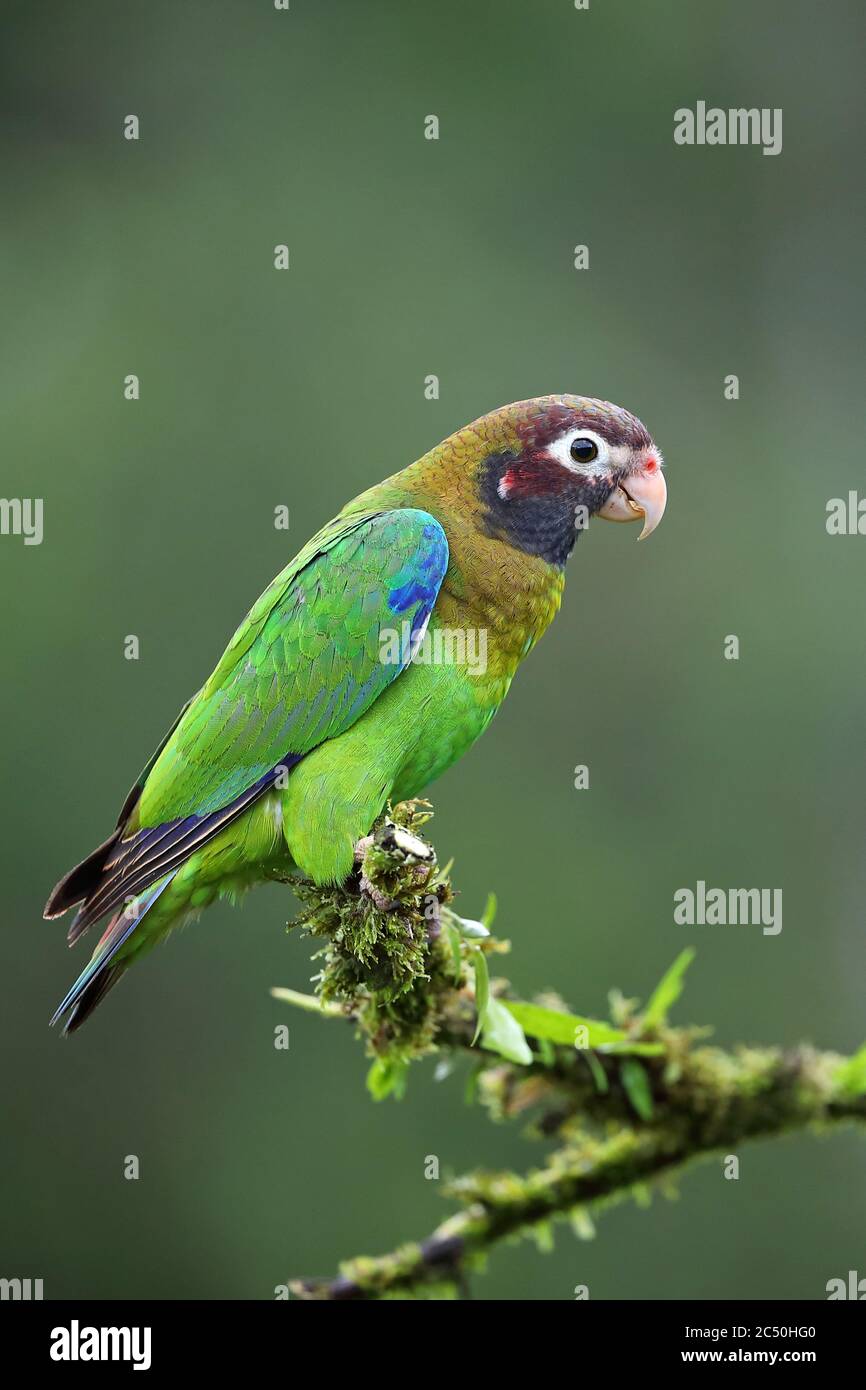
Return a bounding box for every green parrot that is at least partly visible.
[45,395,667,1031]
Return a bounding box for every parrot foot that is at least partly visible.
[352,834,374,865]
[359,877,396,912]
[353,819,435,912]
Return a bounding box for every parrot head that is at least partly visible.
[444,394,667,567]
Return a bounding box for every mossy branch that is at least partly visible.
[272,801,866,1300]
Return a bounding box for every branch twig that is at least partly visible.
[287,1038,865,1299]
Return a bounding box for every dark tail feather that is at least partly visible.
[60,965,126,1035]
[58,759,302,945]
[50,872,176,1034]
[44,692,199,922]
[43,831,122,920]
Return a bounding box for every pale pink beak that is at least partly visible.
[597,465,667,540]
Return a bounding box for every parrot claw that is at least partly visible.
[353,834,375,865]
[352,821,436,911]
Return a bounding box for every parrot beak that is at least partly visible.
[597,464,667,541]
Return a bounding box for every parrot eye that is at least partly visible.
[570,437,599,464]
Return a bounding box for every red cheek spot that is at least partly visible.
[644,456,658,472]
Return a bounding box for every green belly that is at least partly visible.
[279,657,501,883]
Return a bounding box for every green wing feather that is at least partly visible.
[134,507,448,827]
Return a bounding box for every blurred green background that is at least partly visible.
[1,0,863,1300]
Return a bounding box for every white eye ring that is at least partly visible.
[547,428,611,476]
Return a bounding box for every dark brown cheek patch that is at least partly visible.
[479,451,612,568]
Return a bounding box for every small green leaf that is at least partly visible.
[481,892,497,929]
[471,948,490,1044]
[445,920,463,983]
[620,1058,654,1121]
[457,918,490,939]
[505,1000,625,1049]
[464,1063,481,1105]
[835,1044,866,1098]
[366,1056,409,1102]
[642,948,696,1029]
[569,1209,596,1241]
[432,856,454,885]
[441,906,488,939]
[480,997,533,1065]
[532,1220,554,1253]
[583,1050,609,1094]
[366,1058,390,1101]
[270,987,342,1017]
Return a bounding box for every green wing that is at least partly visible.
[58,506,449,940]
[134,506,449,826]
